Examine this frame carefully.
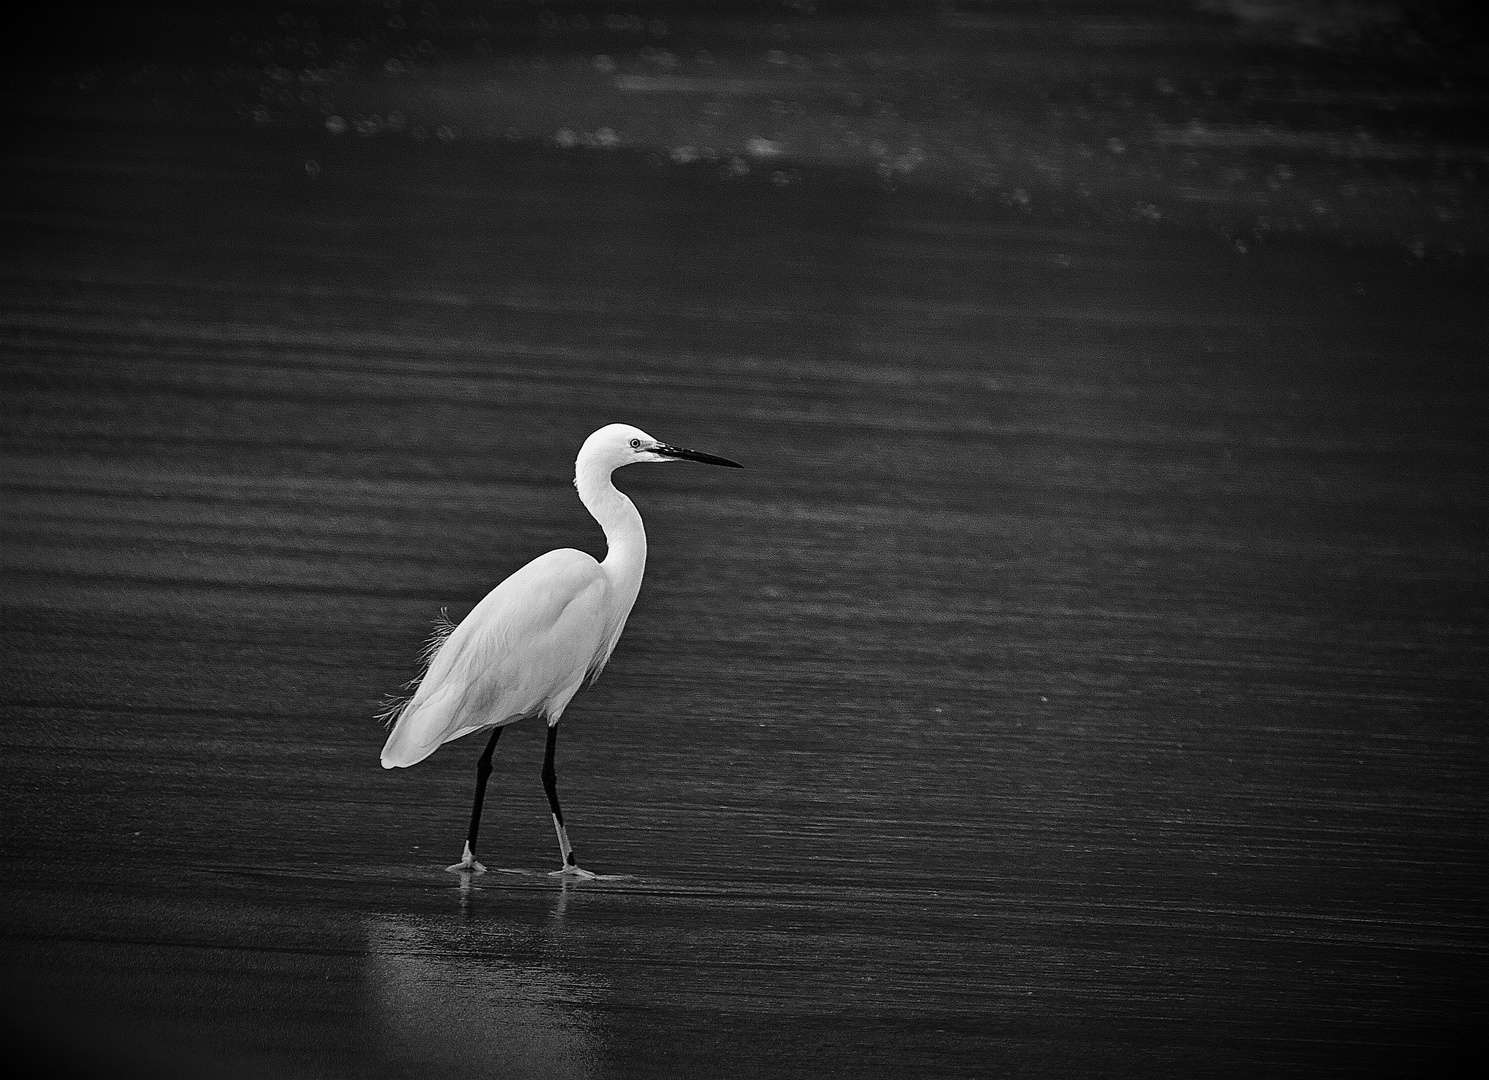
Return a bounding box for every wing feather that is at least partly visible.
[380,549,612,768]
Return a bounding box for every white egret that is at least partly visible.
[380,423,742,876]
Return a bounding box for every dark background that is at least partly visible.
[2,2,1485,1077]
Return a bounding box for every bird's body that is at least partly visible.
[380,423,741,875]
[379,547,629,769]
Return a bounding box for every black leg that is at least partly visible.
[466,725,503,852]
[542,723,578,868]
[448,726,503,872]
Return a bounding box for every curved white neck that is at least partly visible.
[575,456,647,591]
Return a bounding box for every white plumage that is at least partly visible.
[379,423,742,875]
[380,549,614,768]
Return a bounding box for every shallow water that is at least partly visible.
[2,81,1486,1078]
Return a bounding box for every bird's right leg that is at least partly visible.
[447,726,503,873]
[543,722,596,879]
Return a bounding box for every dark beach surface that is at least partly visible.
[2,3,1485,1076]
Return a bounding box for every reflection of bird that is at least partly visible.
[381,424,742,876]
[365,915,602,1070]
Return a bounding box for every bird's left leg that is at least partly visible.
[447,726,502,874]
[543,721,595,879]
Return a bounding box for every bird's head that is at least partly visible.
[580,423,744,472]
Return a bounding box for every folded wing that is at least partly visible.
[380,549,612,768]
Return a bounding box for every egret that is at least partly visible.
[380,423,742,876]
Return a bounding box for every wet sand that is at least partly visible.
[3,8,1487,1079]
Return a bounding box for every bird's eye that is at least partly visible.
[629,438,641,448]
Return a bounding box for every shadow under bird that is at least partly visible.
[380,423,743,876]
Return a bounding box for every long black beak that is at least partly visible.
[654,442,744,468]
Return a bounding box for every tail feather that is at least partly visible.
[380,682,467,768]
